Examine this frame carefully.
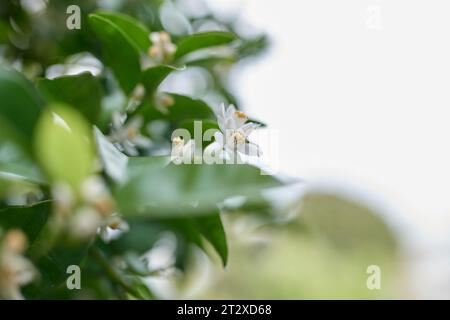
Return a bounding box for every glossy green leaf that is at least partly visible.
[0,67,43,138]
[115,157,280,218]
[108,218,202,256]
[194,212,228,266]
[139,94,215,125]
[93,11,151,51]
[34,105,95,190]
[0,150,46,185]
[178,119,219,147]
[185,56,237,68]
[167,94,215,122]
[0,200,51,243]
[0,116,46,185]
[89,14,141,94]
[179,119,219,133]
[141,65,180,96]
[37,73,103,124]
[125,156,170,181]
[105,220,165,255]
[175,31,237,60]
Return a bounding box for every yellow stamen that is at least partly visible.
[231,131,246,145]
[4,230,28,253]
[159,31,171,43]
[172,136,184,146]
[161,95,174,107]
[95,197,115,217]
[148,46,160,58]
[108,218,121,230]
[235,111,247,120]
[127,127,138,139]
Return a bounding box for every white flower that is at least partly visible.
[148,31,177,63]
[52,182,75,217]
[99,213,130,243]
[127,84,146,112]
[155,92,175,115]
[45,52,103,79]
[80,176,115,216]
[205,104,261,163]
[73,176,120,239]
[51,176,128,242]
[217,103,250,132]
[70,206,104,239]
[108,113,152,156]
[0,230,37,300]
[171,136,195,164]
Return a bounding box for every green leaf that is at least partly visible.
[171,219,204,270]
[129,276,154,300]
[34,105,95,190]
[93,11,151,51]
[185,56,237,68]
[0,200,51,243]
[0,150,46,185]
[179,119,219,133]
[105,220,165,255]
[102,217,204,272]
[178,119,219,147]
[27,240,92,298]
[141,65,180,96]
[94,127,128,184]
[248,118,267,128]
[37,73,103,124]
[167,94,216,123]
[0,116,46,185]
[139,94,215,125]
[115,157,280,218]
[125,156,170,181]
[194,213,228,266]
[175,31,237,60]
[89,13,141,94]
[0,67,43,139]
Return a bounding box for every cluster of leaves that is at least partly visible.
[0,0,280,299]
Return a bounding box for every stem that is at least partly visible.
[89,246,144,299]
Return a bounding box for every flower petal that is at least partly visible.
[233,115,247,129]
[204,141,222,156]
[217,115,227,132]
[127,116,143,130]
[133,135,152,148]
[111,112,123,129]
[238,142,261,156]
[123,141,138,156]
[183,139,195,161]
[240,122,259,136]
[226,104,236,118]
[150,32,160,43]
[214,131,224,146]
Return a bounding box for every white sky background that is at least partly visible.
[203,0,450,297]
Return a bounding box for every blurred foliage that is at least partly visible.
[0,0,268,107]
[0,0,281,300]
[196,193,400,299]
[0,0,401,301]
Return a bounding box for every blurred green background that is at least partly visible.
[167,192,403,299]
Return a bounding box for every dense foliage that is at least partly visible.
[0,0,285,299]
